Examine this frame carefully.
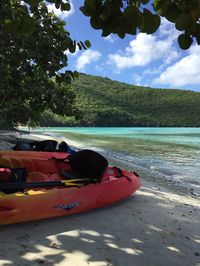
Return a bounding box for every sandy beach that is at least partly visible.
[0,131,199,266]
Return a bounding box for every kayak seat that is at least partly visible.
[62,149,108,182]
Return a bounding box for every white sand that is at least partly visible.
[0,132,200,266]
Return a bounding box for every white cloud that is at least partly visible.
[108,33,178,70]
[103,35,117,43]
[107,17,182,73]
[163,50,180,65]
[75,50,101,71]
[47,1,74,19]
[154,45,200,87]
[158,18,179,41]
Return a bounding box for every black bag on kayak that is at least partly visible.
[12,141,34,151]
[60,149,108,182]
[12,139,74,153]
[32,140,58,151]
[13,140,58,152]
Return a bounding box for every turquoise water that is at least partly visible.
[40,127,200,147]
[28,127,200,193]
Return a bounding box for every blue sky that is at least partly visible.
[47,0,200,92]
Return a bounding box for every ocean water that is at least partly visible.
[30,127,200,193]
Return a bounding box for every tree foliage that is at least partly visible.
[1,0,200,127]
[80,0,200,50]
[0,0,90,128]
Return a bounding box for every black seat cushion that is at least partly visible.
[67,149,108,182]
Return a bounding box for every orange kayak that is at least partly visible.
[0,151,141,225]
[0,150,69,159]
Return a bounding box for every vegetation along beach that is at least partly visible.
[1,0,200,266]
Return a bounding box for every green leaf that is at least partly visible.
[100,4,113,21]
[178,34,193,49]
[77,42,82,50]
[84,0,97,14]
[141,10,160,34]
[84,40,91,48]
[55,2,60,9]
[175,13,193,31]
[80,41,87,49]
[90,17,102,29]
[151,14,161,33]
[101,16,120,36]
[165,5,181,23]
[136,11,144,30]
[68,42,76,53]
[117,32,125,39]
[102,28,112,37]
[124,5,144,30]
[125,22,137,35]
[61,3,70,11]
[20,16,36,35]
[116,23,126,39]
[80,6,92,16]
[153,0,169,16]
[124,5,138,24]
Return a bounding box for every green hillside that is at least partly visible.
[72,74,200,127]
[42,73,200,127]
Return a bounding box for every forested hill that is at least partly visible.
[69,73,200,127]
[41,73,200,127]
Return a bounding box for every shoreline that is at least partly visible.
[0,129,198,197]
[0,130,200,266]
[0,130,195,191]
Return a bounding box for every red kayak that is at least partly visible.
[0,150,141,225]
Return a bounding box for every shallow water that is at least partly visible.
[29,127,200,193]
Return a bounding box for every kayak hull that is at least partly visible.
[0,173,140,225]
[0,151,141,225]
[0,150,68,159]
